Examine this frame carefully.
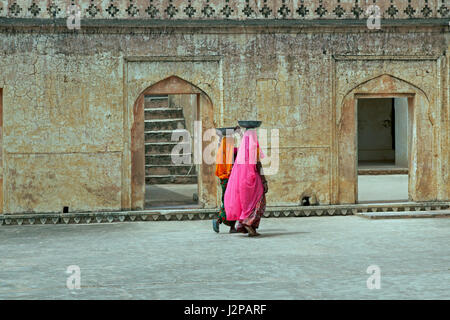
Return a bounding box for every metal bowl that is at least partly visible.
[238,120,262,129]
[215,127,237,136]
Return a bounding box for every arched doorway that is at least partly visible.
[130,76,217,210]
[337,74,434,204]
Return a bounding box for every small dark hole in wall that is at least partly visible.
[301,197,310,206]
[63,206,69,213]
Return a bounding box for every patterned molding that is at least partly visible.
[0,1,448,20]
[1,202,449,225]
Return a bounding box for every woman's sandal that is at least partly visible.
[212,219,220,233]
[244,226,260,237]
[229,227,238,233]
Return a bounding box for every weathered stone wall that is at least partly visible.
[0,0,448,213]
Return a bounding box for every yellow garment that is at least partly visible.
[215,136,235,179]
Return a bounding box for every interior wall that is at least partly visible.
[394,98,409,167]
[169,94,197,138]
[357,98,394,162]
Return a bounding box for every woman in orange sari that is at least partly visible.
[212,127,240,233]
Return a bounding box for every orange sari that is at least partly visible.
[215,136,235,179]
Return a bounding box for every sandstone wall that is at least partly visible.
[0,20,448,213]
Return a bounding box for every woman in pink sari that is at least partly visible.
[224,130,268,237]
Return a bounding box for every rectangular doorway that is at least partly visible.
[144,94,200,209]
[357,97,409,203]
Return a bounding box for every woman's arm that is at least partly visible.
[257,161,268,193]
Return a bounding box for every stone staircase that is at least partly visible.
[144,95,197,185]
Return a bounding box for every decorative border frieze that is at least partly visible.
[0,1,447,20]
[1,202,449,225]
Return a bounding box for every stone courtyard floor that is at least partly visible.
[0,215,449,300]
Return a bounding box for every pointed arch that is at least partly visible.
[336,73,435,204]
[341,73,430,105]
[138,75,214,102]
[130,75,216,210]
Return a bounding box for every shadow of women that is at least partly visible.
[251,231,311,238]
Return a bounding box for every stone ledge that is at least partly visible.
[0,18,448,32]
[1,202,449,226]
[358,168,409,175]
[356,210,450,219]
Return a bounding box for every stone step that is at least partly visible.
[144,97,169,109]
[145,175,198,184]
[358,168,409,175]
[145,164,196,176]
[145,130,190,143]
[145,108,184,120]
[145,119,186,131]
[146,154,193,165]
[145,142,191,155]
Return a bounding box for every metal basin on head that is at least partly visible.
[216,127,237,137]
[238,120,261,129]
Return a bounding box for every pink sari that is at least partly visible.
[224,130,265,227]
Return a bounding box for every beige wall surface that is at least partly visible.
[0,26,448,213]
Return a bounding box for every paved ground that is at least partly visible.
[145,184,198,208]
[358,175,409,202]
[0,215,448,300]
